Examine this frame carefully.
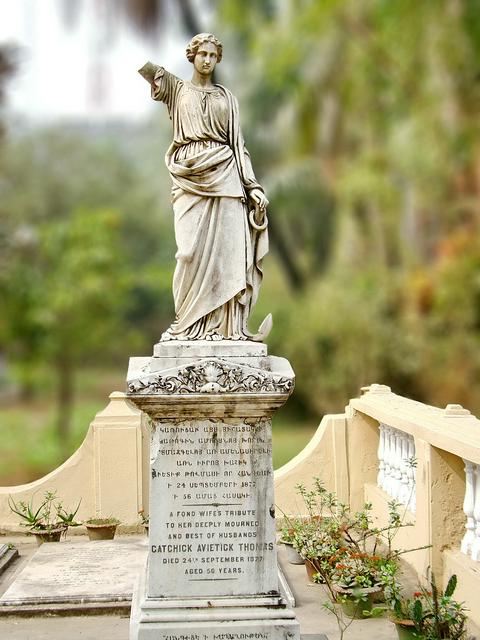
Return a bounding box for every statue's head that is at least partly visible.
[186,33,223,63]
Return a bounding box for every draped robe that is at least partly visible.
[152,68,268,340]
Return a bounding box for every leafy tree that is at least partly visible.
[0,127,175,444]
[1,207,130,445]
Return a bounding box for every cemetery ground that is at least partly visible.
[0,533,406,640]
[0,366,316,485]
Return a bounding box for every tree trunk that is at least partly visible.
[267,209,305,290]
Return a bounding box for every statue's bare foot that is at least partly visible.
[160,328,176,341]
[205,331,223,341]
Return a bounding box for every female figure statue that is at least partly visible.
[139,33,270,342]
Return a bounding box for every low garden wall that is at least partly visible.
[0,392,149,533]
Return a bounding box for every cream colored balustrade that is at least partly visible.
[378,423,416,512]
[353,392,480,569]
[277,387,480,629]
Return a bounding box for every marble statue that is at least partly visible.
[139,33,271,342]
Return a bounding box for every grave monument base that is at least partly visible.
[130,561,299,640]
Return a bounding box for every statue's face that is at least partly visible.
[193,41,218,77]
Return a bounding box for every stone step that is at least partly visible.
[0,544,19,577]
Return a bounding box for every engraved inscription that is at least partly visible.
[148,418,278,598]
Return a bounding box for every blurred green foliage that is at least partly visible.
[217,0,480,413]
[0,126,176,444]
[2,0,480,480]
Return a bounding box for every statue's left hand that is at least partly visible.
[249,188,269,211]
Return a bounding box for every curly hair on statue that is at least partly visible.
[186,33,223,64]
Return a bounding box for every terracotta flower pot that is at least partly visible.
[86,523,118,541]
[33,526,66,546]
[391,618,425,640]
[305,559,320,582]
[333,583,382,619]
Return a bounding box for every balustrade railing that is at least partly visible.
[461,459,480,562]
[351,389,480,630]
[377,423,416,513]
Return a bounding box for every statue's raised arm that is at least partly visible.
[140,33,271,343]
[139,62,182,112]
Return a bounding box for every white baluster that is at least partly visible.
[399,434,410,505]
[383,426,392,493]
[461,460,476,557]
[391,429,402,500]
[381,424,390,491]
[377,424,386,488]
[407,436,416,513]
[378,425,416,509]
[471,464,480,561]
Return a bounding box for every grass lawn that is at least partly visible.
[0,367,318,485]
[271,414,318,470]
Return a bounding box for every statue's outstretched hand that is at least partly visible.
[249,188,268,211]
[138,61,160,84]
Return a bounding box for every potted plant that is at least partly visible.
[291,478,428,610]
[388,573,468,640]
[389,594,426,640]
[290,481,395,596]
[282,481,346,588]
[330,549,388,618]
[84,516,120,541]
[8,491,81,545]
[294,523,343,584]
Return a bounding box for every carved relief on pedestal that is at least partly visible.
[127,357,294,395]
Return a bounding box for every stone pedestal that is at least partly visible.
[127,341,300,640]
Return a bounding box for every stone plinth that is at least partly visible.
[126,341,300,640]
